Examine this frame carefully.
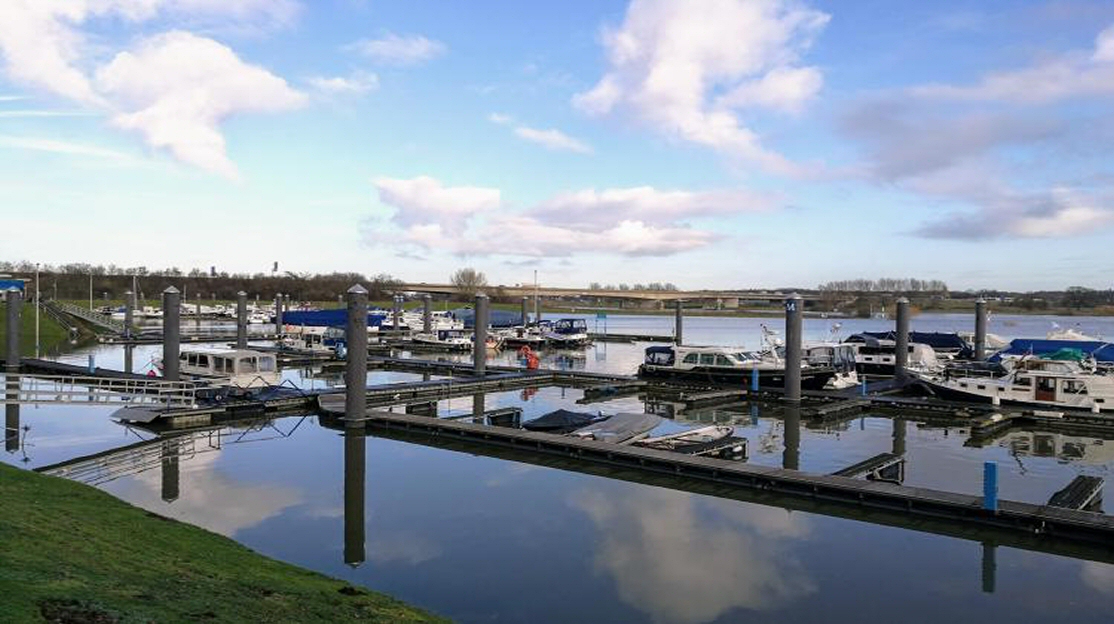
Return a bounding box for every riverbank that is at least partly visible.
[0,301,72,356]
[0,463,445,623]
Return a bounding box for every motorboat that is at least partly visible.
[804,343,860,390]
[523,409,608,433]
[499,325,548,348]
[411,328,472,351]
[570,412,663,444]
[157,348,280,388]
[635,425,740,455]
[638,345,837,389]
[914,357,1114,413]
[542,318,590,348]
[1047,323,1101,341]
[844,334,941,376]
[282,326,344,354]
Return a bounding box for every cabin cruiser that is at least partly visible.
[499,325,547,348]
[411,328,473,351]
[282,326,344,354]
[542,318,590,348]
[804,343,860,390]
[157,348,280,388]
[914,357,1114,413]
[844,334,941,376]
[638,345,836,389]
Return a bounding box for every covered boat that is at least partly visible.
[636,425,740,455]
[914,358,1114,413]
[638,345,836,389]
[990,339,1114,370]
[523,409,608,433]
[570,412,663,444]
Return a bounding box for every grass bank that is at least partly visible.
[0,463,446,623]
[0,301,72,357]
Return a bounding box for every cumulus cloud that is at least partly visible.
[841,22,1114,240]
[95,31,307,179]
[513,126,592,153]
[308,71,379,95]
[368,176,762,257]
[346,33,446,65]
[573,0,829,172]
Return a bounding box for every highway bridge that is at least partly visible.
[395,283,826,305]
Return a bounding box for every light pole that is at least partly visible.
[89,272,93,310]
[35,263,40,358]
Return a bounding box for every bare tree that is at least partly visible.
[451,267,488,300]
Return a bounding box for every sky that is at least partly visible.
[1,0,1113,291]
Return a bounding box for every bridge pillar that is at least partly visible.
[5,288,21,372]
[236,291,248,348]
[473,293,489,376]
[162,287,180,381]
[345,285,369,421]
[895,297,910,382]
[784,293,803,402]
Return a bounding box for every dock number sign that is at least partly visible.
[785,299,797,312]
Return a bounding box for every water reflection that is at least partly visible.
[5,401,19,454]
[783,405,800,470]
[572,488,814,623]
[344,427,366,567]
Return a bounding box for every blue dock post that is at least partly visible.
[983,461,998,512]
[751,367,759,392]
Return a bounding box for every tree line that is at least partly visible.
[817,278,949,293]
[587,282,680,291]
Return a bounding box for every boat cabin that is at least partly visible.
[177,349,279,387]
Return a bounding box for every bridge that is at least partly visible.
[396,283,819,304]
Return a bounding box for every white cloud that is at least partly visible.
[0,109,94,117]
[1096,25,1114,62]
[0,135,136,162]
[95,31,307,179]
[308,71,379,95]
[487,112,513,124]
[0,95,28,101]
[573,0,829,172]
[513,126,593,153]
[370,177,765,257]
[346,33,446,66]
[374,176,501,232]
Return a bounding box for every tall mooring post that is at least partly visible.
[674,300,684,345]
[533,295,540,327]
[783,405,801,470]
[473,293,489,376]
[6,288,22,372]
[895,297,910,382]
[345,285,369,420]
[521,297,529,327]
[236,291,248,349]
[392,295,402,334]
[162,286,180,381]
[974,298,988,360]
[274,293,284,339]
[784,293,803,402]
[124,290,134,340]
[422,295,432,333]
[344,426,366,568]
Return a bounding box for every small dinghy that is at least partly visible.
[523,409,608,434]
[636,425,736,454]
[570,412,663,444]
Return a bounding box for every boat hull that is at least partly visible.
[638,365,836,390]
[917,378,1107,413]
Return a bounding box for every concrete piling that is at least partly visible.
[236,291,248,348]
[345,285,369,421]
[674,300,684,345]
[784,293,803,402]
[392,295,402,335]
[895,297,910,382]
[975,298,988,360]
[521,297,529,328]
[162,286,180,381]
[474,293,489,376]
[274,293,284,339]
[422,295,432,333]
[5,288,21,372]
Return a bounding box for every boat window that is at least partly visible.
[186,354,197,366]
[700,354,717,366]
[238,357,257,373]
[714,355,733,367]
[977,385,986,390]
[180,353,188,362]
[683,353,699,364]
[1015,377,1031,387]
[1063,380,1088,395]
[195,354,209,368]
[257,357,275,372]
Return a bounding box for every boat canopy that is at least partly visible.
[523,409,606,433]
[990,339,1114,364]
[644,346,675,366]
[279,309,385,328]
[849,331,972,356]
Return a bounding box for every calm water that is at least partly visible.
[5,312,1114,623]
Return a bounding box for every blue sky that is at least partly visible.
[2,0,1113,291]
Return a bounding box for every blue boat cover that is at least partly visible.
[989,339,1114,363]
[277,308,386,327]
[450,308,524,328]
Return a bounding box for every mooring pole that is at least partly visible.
[274,293,284,339]
[343,426,366,568]
[974,298,987,360]
[534,295,540,326]
[473,293,489,376]
[674,300,684,345]
[783,404,801,470]
[521,297,529,328]
[784,293,803,402]
[422,295,432,333]
[236,291,248,349]
[345,284,369,421]
[124,290,134,340]
[895,297,910,382]
[4,402,17,453]
[161,439,180,503]
[5,288,21,372]
[892,418,907,455]
[983,461,998,512]
[392,295,402,335]
[124,344,134,375]
[162,286,180,381]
